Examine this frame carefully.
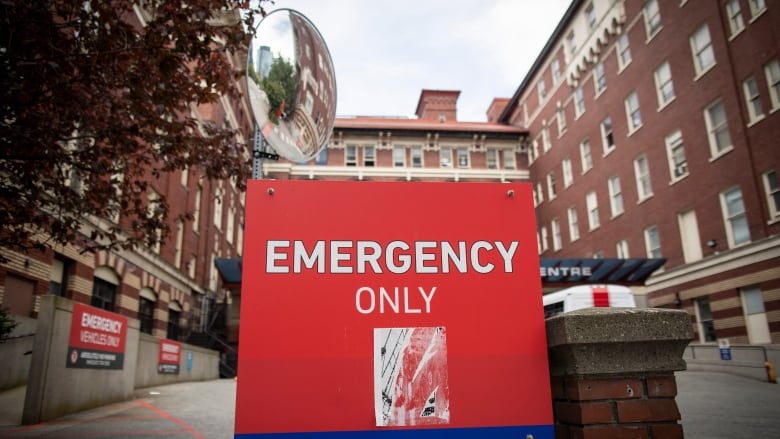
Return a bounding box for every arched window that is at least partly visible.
[91,266,119,311]
[167,300,182,340]
[138,288,157,335]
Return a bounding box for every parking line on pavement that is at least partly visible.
[135,399,208,439]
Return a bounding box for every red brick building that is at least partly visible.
[497,0,779,344]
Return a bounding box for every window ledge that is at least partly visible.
[602,147,616,158]
[767,217,780,226]
[693,64,716,82]
[645,27,663,45]
[657,97,676,112]
[595,87,606,100]
[728,28,745,42]
[610,211,625,220]
[749,8,767,23]
[669,174,689,186]
[637,194,654,205]
[746,115,766,128]
[708,146,734,162]
[618,61,632,75]
[627,124,643,138]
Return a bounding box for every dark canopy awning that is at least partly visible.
[539,258,666,286]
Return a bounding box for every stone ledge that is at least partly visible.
[547,308,694,377]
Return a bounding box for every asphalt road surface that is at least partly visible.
[0,371,778,438]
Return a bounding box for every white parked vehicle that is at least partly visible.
[542,284,635,318]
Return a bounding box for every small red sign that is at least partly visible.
[235,180,553,438]
[67,302,127,369]
[158,339,182,374]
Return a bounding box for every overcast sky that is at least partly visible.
[264,0,572,122]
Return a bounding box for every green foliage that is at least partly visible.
[0,308,18,342]
[0,0,268,257]
[261,56,297,123]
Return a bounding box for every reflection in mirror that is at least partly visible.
[247,9,337,163]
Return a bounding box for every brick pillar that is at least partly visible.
[546,308,693,439]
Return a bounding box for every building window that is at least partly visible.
[574,87,585,117]
[594,62,606,94]
[536,183,545,205]
[616,239,629,258]
[617,33,632,69]
[695,298,717,342]
[91,267,119,311]
[726,0,745,36]
[49,257,70,296]
[608,175,624,217]
[364,146,375,167]
[193,185,202,232]
[749,0,767,18]
[410,146,423,168]
[180,166,189,188]
[654,61,675,107]
[557,104,567,135]
[542,124,551,152]
[440,147,453,168]
[634,155,653,201]
[537,79,547,101]
[601,116,615,154]
[547,172,557,200]
[586,191,599,230]
[742,287,771,344]
[580,139,593,173]
[704,99,733,157]
[345,145,357,166]
[568,206,580,242]
[566,30,577,57]
[540,226,549,252]
[625,91,642,132]
[765,59,780,111]
[742,76,765,124]
[174,220,184,268]
[691,24,715,76]
[226,208,235,245]
[315,147,328,165]
[138,289,156,335]
[643,0,662,39]
[644,225,662,258]
[487,149,498,169]
[393,146,405,167]
[167,302,182,341]
[502,149,516,170]
[665,130,688,181]
[454,147,468,168]
[721,186,751,247]
[212,187,222,233]
[763,170,780,220]
[562,157,573,188]
[585,2,597,28]
[552,219,562,251]
[678,209,703,263]
[552,59,561,85]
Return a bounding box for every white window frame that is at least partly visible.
[547,172,557,200]
[393,146,405,167]
[704,99,733,158]
[574,87,585,117]
[542,124,551,152]
[625,91,643,133]
[345,145,357,166]
[720,186,751,248]
[586,191,600,231]
[654,61,675,108]
[726,0,745,37]
[536,183,544,205]
[540,226,549,252]
[440,147,453,168]
[566,30,577,58]
[762,170,780,221]
[616,239,629,258]
[644,225,662,258]
[552,219,562,251]
[486,149,498,170]
[608,175,624,217]
[557,104,567,136]
[601,116,615,154]
[537,79,547,101]
[457,147,470,168]
[749,0,766,19]
[568,206,580,242]
[502,149,516,170]
[580,139,593,173]
[410,146,423,168]
[765,59,780,111]
[742,76,765,124]
[643,0,662,40]
[562,157,573,188]
[665,130,688,182]
[594,62,606,95]
[617,33,632,70]
[634,155,653,201]
[552,58,561,85]
[363,145,375,167]
[691,24,716,77]
[585,2,597,29]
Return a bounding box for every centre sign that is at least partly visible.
[235,180,553,438]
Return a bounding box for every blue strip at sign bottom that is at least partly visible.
[236,425,554,438]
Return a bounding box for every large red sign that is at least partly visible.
[158,339,181,374]
[235,180,553,438]
[67,302,127,369]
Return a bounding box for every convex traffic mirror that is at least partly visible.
[247,9,337,162]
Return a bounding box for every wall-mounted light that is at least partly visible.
[673,293,682,307]
[706,239,718,248]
